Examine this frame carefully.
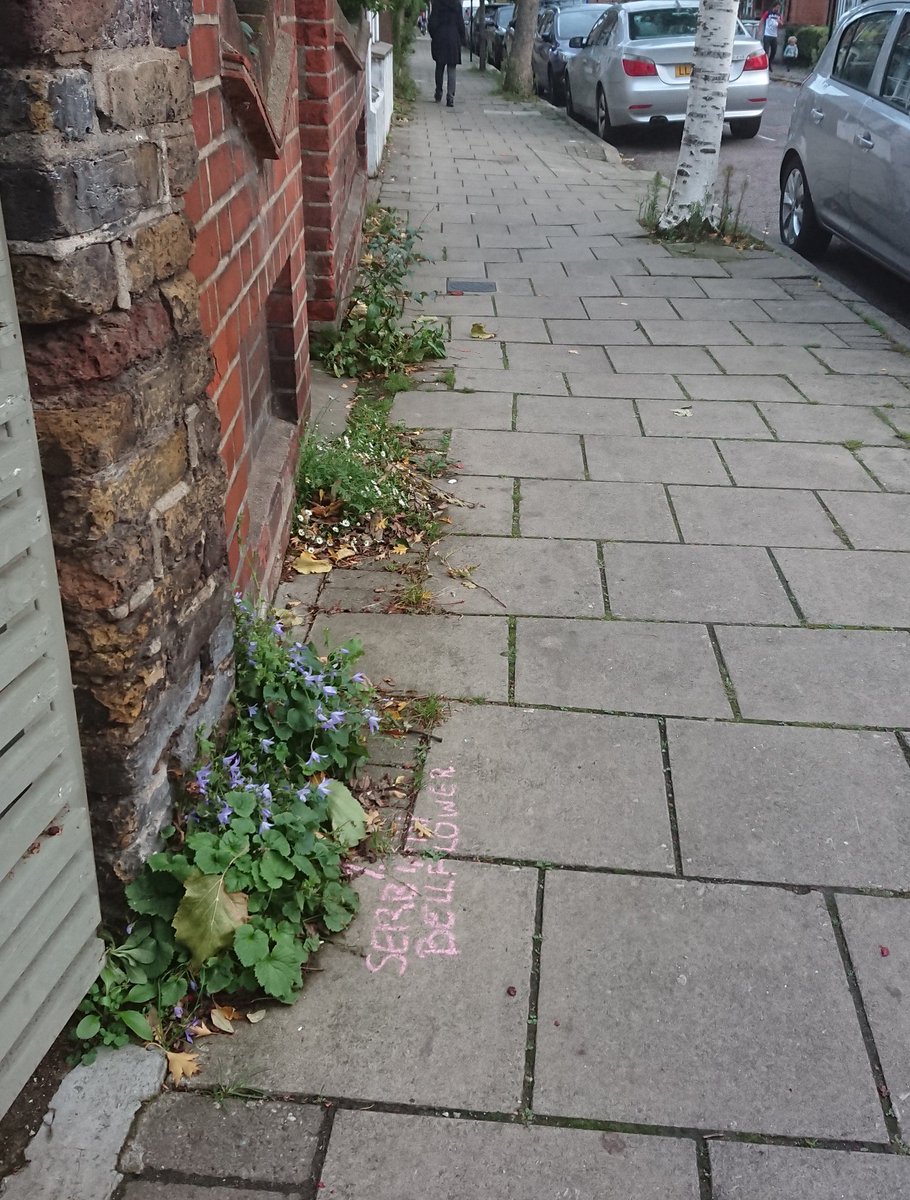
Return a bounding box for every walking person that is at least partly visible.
[429,0,467,107]
[760,2,782,67]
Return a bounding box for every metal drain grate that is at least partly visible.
[447,279,497,293]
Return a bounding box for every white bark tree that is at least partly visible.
[502,0,540,97]
[659,0,739,231]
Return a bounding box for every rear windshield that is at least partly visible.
[628,8,700,39]
[558,8,605,38]
[496,5,515,28]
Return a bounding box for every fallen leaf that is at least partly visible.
[672,407,693,418]
[172,873,249,969]
[470,322,496,340]
[218,1005,243,1021]
[567,349,580,355]
[392,545,408,555]
[187,1022,214,1038]
[247,1010,267,1024]
[331,546,356,562]
[292,551,332,575]
[210,1006,235,1034]
[461,580,478,590]
[166,1050,201,1086]
[412,819,433,838]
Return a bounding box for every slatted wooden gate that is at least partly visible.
[0,207,103,1119]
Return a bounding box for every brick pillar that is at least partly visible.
[0,0,233,906]
[296,0,368,327]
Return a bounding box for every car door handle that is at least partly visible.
[855,131,874,149]
[810,107,824,123]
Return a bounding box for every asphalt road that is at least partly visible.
[564,76,910,333]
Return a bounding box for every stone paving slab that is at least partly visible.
[585,436,729,485]
[678,374,805,403]
[581,296,679,320]
[390,391,512,430]
[614,276,705,297]
[668,721,910,888]
[818,491,910,550]
[545,319,648,345]
[519,479,679,541]
[420,706,671,869]
[786,375,910,406]
[454,366,569,395]
[815,348,910,376]
[515,619,731,717]
[492,294,588,318]
[448,430,584,478]
[534,873,886,1138]
[838,895,910,1134]
[717,441,880,490]
[858,447,910,491]
[636,399,770,440]
[716,626,910,726]
[641,320,749,346]
[428,535,604,617]
[319,1110,700,1199]
[191,860,536,1110]
[310,613,508,700]
[697,278,791,299]
[444,475,515,536]
[711,346,827,375]
[709,1143,910,1199]
[604,544,797,624]
[122,1187,296,1200]
[732,321,848,348]
[774,548,910,626]
[516,395,640,436]
[669,485,843,547]
[451,315,549,342]
[606,346,721,374]
[757,402,899,445]
[758,297,862,323]
[566,372,686,399]
[121,1095,321,1185]
[506,343,616,372]
[671,298,772,323]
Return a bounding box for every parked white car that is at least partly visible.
[565,0,770,139]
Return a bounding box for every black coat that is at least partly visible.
[429,0,466,66]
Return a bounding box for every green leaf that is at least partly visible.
[117,1009,156,1043]
[75,1014,101,1040]
[125,870,182,919]
[259,849,296,890]
[234,925,270,967]
[253,936,304,1001]
[326,781,366,848]
[172,871,249,969]
[125,983,158,1004]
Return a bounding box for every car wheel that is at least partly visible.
[729,116,762,139]
[596,87,611,140]
[548,67,563,106]
[779,158,832,259]
[565,76,576,119]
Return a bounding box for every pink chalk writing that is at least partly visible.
[364,765,461,973]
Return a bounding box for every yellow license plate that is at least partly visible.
[675,63,693,77]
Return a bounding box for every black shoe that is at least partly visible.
[435,91,442,102]
[446,96,454,107]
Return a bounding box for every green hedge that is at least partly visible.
[785,24,829,65]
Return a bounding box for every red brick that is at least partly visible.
[191,25,221,82]
[206,143,233,203]
[304,47,332,73]
[191,91,210,147]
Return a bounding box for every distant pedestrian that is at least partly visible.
[417,10,427,35]
[783,34,799,69]
[429,0,467,108]
[760,3,782,66]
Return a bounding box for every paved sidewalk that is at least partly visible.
[120,45,910,1200]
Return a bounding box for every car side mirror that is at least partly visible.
[568,35,585,48]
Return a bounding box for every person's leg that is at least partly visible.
[435,61,444,100]
[768,37,777,66]
[447,64,456,104]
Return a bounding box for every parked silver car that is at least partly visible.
[532,5,611,105]
[565,0,770,138]
[779,1,910,281]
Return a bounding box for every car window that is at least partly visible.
[558,8,605,39]
[628,6,699,39]
[880,12,910,110]
[538,11,552,34]
[594,10,619,45]
[832,10,895,91]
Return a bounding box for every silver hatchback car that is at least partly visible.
[780,2,910,280]
[565,0,770,138]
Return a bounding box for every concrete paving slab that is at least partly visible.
[774,548,910,626]
[545,320,647,345]
[581,296,679,320]
[814,349,910,376]
[516,396,640,436]
[428,535,604,617]
[614,276,706,297]
[390,391,512,430]
[444,475,515,536]
[122,1187,295,1200]
[454,367,569,395]
[641,258,729,276]
[515,618,730,717]
[710,1143,910,1199]
[637,399,769,439]
[310,613,508,700]
[534,873,885,1138]
[756,298,861,322]
[506,343,614,373]
[733,322,848,347]
[421,706,671,869]
[191,860,536,1110]
[718,441,880,490]
[319,1110,700,1199]
[857,447,910,491]
[449,430,585,478]
[698,278,791,299]
[604,544,797,624]
[669,485,843,547]
[678,373,805,402]
[492,295,588,318]
[787,375,910,406]
[607,346,721,374]
[567,372,685,399]
[451,315,549,342]
[585,436,729,485]
[716,626,910,726]
[641,320,748,346]
[121,1095,322,1185]
[818,491,910,550]
[757,402,899,445]
[519,479,679,541]
[1,1047,165,1200]
[671,299,772,323]
[710,345,827,375]
[838,895,910,1133]
[668,721,910,888]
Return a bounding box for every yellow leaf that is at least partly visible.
[210,1007,235,1035]
[470,322,496,340]
[461,580,478,590]
[392,545,408,555]
[331,546,356,562]
[247,1010,267,1024]
[292,552,332,575]
[166,1050,201,1086]
[186,1022,213,1038]
[412,819,433,838]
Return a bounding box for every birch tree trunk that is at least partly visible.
[658,0,739,231]
[502,0,540,97]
